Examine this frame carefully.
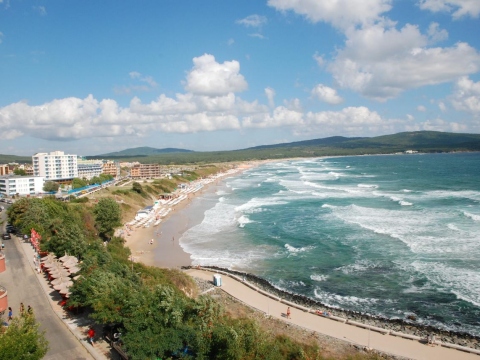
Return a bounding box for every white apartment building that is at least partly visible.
[0,176,44,196]
[77,159,103,180]
[32,151,78,181]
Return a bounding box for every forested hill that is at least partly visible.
[93,131,480,164]
[97,146,194,157]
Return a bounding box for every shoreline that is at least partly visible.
[123,161,263,268]
[193,265,480,351]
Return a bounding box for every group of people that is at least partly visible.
[6,303,33,322]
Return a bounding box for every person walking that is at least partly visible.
[286,307,291,319]
[19,302,24,314]
[8,307,12,321]
[87,327,95,345]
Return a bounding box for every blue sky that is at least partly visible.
[1,0,480,156]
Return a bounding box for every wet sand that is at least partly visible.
[123,163,256,268]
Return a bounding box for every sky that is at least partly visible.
[1,0,480,156]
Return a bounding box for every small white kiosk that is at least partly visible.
[213,274,222,287]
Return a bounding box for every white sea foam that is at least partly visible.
[284,243,315,255]
[411,261,480,307]
[237,215,253,228]
[216,190,228,196]
[464,211,480,222]
[235,197,288,213]
[399,200,413,206]
[422,190,480,202]
[310,274,329,282]
[447,223,460,231]
[321,204,337,209]
[357,184,378,189]
[313,289,395,310]
[327,204,480,255]
[335,259,379,274]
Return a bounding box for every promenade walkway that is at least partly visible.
[186,268,479,360]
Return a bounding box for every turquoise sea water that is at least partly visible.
[180,153,480,335]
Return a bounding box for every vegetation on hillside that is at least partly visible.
[6,196,332,359]
[87,131,480,165]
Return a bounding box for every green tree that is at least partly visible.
[43,181,59,192]
[93,198,122,240]
[13,168,27,176]
[131,182,143,194]
[0,312,49,360]
[72,178,88,189]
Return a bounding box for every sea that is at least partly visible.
[179,153,480,336]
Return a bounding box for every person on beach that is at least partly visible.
[20,302,24,314]
[286,307,291,319]
[27,305,33,314]
[87,327,95,345]
[8,307,12,321]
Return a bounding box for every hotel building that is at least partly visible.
[0,176,44,197]
[32,151,78,182]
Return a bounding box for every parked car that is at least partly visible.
[6,226,16,234]
[2,233,11,240]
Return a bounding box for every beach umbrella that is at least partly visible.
[61,255,78,264]
[41,254,57,262]
[59,287,71,296]
[50,269,70,278]
[59,254,70,262]
[51,277,67,286]
[53,280,73,291]
[63,260,79,269]
[68,266,81,275]
[44,261,61,268]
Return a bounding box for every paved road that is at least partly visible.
[0,211,93,360]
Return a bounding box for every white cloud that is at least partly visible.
[268,0,392,29]
[406,117,469,132]
[427,22,448,43]
[438,101,447,111]
[329,22,480,100]
[33,6,47,16]
[313,53,324,67]
[417,105,427,112]
[242,106,303,129]
[114,71,158,94]
[265,87,276,108]
[236,14,267,28]
[418,0,480,19]
[249,33,267,39]
[227,38,235,46]
[450,76,480,115]
[184,54,248,97]
[311,84,343,104]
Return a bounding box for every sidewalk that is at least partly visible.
[17,235,119,360]
[186,268,479,360]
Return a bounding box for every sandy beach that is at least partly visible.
[123,162,256,268]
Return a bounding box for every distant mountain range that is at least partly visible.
[245,131,480,151]
[0,131,478,164]
[98,147,194,157]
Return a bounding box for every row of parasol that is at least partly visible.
[41,253,81,298]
